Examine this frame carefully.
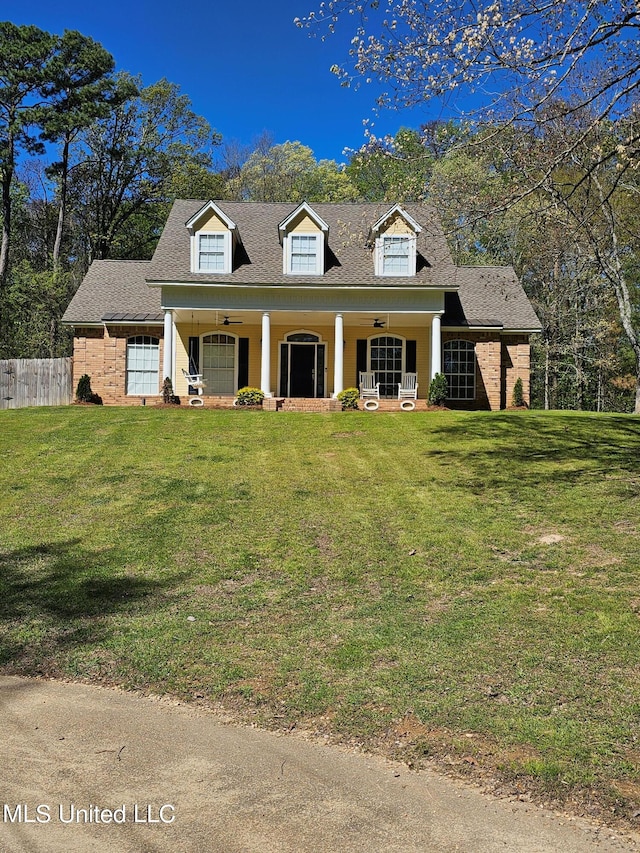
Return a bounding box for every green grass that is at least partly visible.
[1,406,639,819]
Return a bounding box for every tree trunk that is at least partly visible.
[0,165,12,289]
[52,135,70,270]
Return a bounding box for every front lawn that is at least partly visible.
[1,407,639,824]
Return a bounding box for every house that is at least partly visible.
[62,200,541,409]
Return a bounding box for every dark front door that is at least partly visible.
[290,344,316,397]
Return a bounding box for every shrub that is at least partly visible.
[75,374,102,405]
[161,377,180,405]
[337,387,359,410]
[235,386,265,406]
[512,377,525,407]
[428,372,448,406]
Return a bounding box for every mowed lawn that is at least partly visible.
[1,406,639,819]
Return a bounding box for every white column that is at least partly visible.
[260,312,272,397]
[163,309,173,383]
[333,313,344,397]
[430,314,442,379]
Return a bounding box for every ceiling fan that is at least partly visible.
[222,315,243,325]
[359,317,386,328]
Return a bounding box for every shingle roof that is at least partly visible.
[444,267,541,331]
[62,260,161,325]
[147,200,458,287]
[62,203,541,334]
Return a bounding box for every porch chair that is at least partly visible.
[182,367,205,396]
[398,373,418,400]
[359,371,380,400]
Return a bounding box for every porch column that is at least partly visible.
[260,312,272,397]
[163,309,173,383]
[430,314,442,379]
[333,313,344,397]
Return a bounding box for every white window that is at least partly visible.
[285,232,323,275]
[290,234,318,273]
[199,234,225,271]
[202,333,237,395]
[375,233,416,276]
[383,236,410,275]
[443,340,476,400]
[126,335,159,395]
[192,230,232,273]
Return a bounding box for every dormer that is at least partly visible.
[370,204,422,277]
[186,201,237,275]
[278,202,329,276]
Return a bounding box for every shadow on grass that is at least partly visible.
[426,413,640,491]
[0,540,181,673]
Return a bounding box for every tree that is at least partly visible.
[225,135,357,202]
[345,127,437,201]
[297,2,640,129]
[68,76,221,263]
[0,22,56,290]
[38,30,132,270]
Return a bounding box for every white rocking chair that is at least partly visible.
[398,373,418,400]
[359,372,380,400]
[182,367,205,396]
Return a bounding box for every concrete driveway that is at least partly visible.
[1,676,638,853]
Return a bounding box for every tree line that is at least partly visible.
[1,18,638,412]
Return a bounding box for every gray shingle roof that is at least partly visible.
[62,260,161,325]
[147,200,458,287]
[445,267,542,331]
[62,203,541,333]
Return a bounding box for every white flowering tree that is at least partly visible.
[298,1,640,412]
[296,2,639,122]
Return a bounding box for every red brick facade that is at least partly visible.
[72,325,165,406]
[441,331,531,411]
[72,326,531,410]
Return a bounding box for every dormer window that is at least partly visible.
[186,201,237,275]
[371,204,422,277]
[290,234,319,273]
[198,233,226,271]
[382,235,411,275]
[279,202,329,276]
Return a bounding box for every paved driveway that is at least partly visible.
[1,676,638,853]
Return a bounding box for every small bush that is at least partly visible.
[235,386,265,406]
[337,387,359,410]
[162,377,180,405]
[512,377,525,407]
[428,373,448,406]
[75,374,102,405]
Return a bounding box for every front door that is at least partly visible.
[290,344,316,397]
[280,334,325,397]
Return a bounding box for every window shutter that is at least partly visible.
[187,337,200,394]
[356,339,367,385]
[406,340,417,373]
[238,338,249,389]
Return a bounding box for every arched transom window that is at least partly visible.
[202,333,237,395]
[126,335,159,395]
[369,335,404,398]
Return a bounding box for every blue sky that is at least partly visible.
[2,0,445,164]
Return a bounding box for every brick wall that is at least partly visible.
[441,331,502,411]
[72,325,164,405]
[501,336,531,407]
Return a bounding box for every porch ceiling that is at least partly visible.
[170,309,436,329]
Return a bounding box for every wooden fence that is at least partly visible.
[0,358,73,409]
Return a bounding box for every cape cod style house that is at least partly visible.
[62,200,541,409]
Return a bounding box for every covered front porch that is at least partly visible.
[161,308,443,402]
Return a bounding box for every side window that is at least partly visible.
[443,340,475,400]
[126,336,159,395]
